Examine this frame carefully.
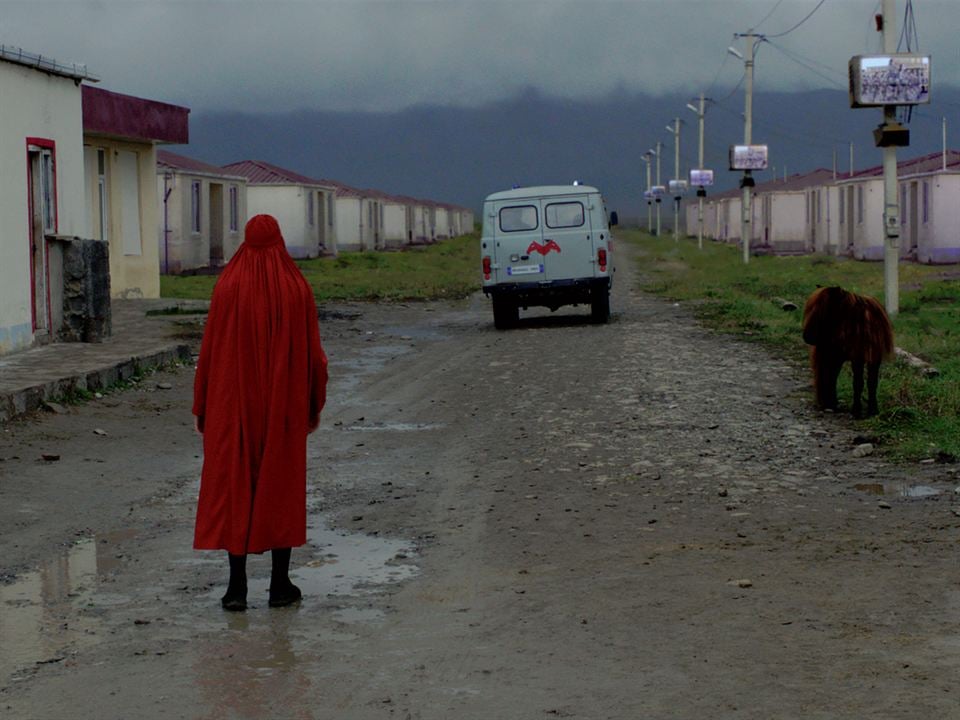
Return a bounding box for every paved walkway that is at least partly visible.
[0,299,207,422]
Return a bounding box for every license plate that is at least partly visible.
[507,264,543,276]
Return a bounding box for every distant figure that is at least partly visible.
[802,286,893,418]
[193,214,328,611]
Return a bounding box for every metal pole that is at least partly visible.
[670,117,681,242]
[697,93,705,249]
[882,0,899,316]
[741,32,755,264]
[655,141,662,237]
[642,154,652,233]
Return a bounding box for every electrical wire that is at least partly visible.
[765,40,846,90]
[766,0,830,39]
[753,0,787,30]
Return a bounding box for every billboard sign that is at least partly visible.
[849,54,930,107]
[668,180,688,195]
[651,185,667,198]
[729,144,769,171]
[690,169,714,187]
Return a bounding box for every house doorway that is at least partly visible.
[209,183,224,265]
[27,141,56,338]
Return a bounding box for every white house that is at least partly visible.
[0,46,92,354]
[363,190,409,248]
[156,150,248,273]
[332,184,366,252]
[222,160,336,258]
[83,85,190,297]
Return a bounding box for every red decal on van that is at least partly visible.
[527,240,562,256]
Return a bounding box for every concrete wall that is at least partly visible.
[157,171,246,273]
[381,202,408,248]
[246,184,326,258]
[0,61,86,354]
[335,196,362,252]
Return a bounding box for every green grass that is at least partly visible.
[626,228,960,462]
[160,233,481,302]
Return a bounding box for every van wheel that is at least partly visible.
[591,290,610,324]
[493,298,518,329]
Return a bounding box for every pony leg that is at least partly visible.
[851,360,865,418]
[815,352,842,411]
[866,362,881,417]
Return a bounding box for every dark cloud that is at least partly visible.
[1,0,955,112]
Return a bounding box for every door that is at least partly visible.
[492,201,544,284]
[209,183,224,265]
[541,196,592,283]
[27,142,56,336]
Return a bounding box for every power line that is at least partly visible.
[766,0,830,39]
[754,0,787,30]
[765,40,846,90]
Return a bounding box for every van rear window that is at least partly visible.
[545,202,585,228]
[499,205,538,232]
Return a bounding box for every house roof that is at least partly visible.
[704,168,836,201]
[841,149,960,181]
[0,44,97,82]
[82,86,189,144]
[157,150,246,179]
[222,159,333,188]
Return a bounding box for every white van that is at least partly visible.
[480,185,614,328]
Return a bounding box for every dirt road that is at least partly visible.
[2,240,960,719]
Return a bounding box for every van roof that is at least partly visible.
[484,185,600,202]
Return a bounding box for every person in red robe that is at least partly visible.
[192,214,328,611]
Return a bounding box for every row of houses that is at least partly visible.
[684,150,960,264]
[159,154,474,274]
[0,44,473,357]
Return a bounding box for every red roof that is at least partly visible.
[157,150,245,178]
[843,149,960,180]
[82,86,189,144]
[222,159,331,186]
[705,168,836,200]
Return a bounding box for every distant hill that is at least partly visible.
[174,87,960,225]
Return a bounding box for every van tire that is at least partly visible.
[493,298,519,329]
[591,289,610,324]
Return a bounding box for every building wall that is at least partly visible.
[381,203,408,248]
[810,185,842,256]
[334,196,362,252]
[246,184,321,258]
[919,175,960,264]
[157,171,246,273]
[847,179,884,261]
[434,207,451,240]
[0,61,85,354]
[82,138,162,297]
[767,192,807,252]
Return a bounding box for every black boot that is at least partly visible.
[221,552,248,611]
[268,547,301,608]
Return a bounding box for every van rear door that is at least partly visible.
[491,200,546,284]
[539,194,593,283]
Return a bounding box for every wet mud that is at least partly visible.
[2,242,960,719]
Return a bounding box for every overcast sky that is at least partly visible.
[2,1,957,114]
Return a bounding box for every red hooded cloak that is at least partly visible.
[193,214,328,554]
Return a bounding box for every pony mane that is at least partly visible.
[802,286,894,362]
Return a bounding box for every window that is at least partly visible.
[191,181,201,233]
[857,185,864,224]
[327,194,334,226]
[307,190,315,226]
[922,181,929,223]
[839,188,845,224]
[816,191,822,223]
[499,205,538,232]
[229,186,239,231]
[545,201,584,228]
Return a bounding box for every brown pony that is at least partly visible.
[802,286,894,418]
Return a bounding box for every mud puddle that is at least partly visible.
[0,529,137,682]
[854,482,943,498]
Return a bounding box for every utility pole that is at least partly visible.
[881,0,900,316]
[642,152,653,233]
[655,141,662,237]
[666,118,682,241]
[732,32,758,263]
[687,93,707,249]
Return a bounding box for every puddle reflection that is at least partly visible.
[854,483,943,498]
[0,529,136,682]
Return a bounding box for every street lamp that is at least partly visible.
[641,151,653,234]
[687,94,708,250]
[665,118,682,241]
